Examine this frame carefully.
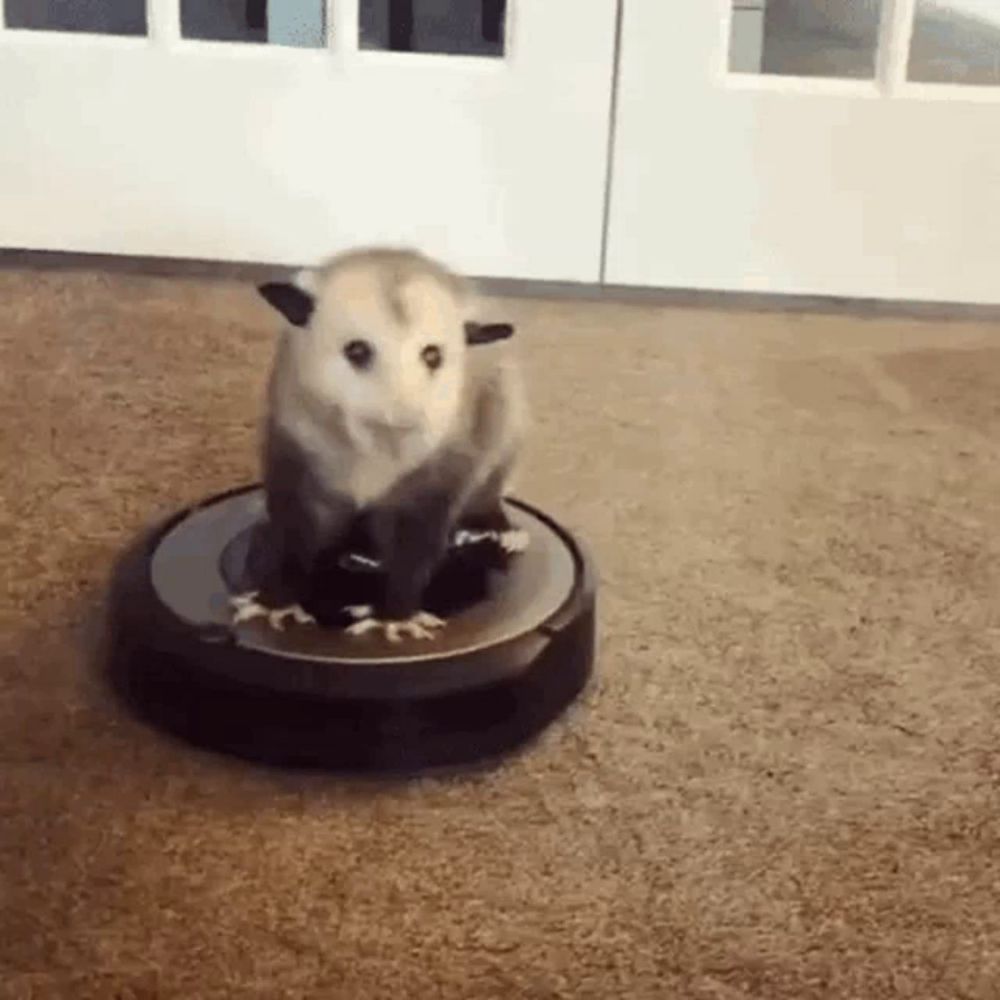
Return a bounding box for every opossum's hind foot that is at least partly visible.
[499,528,529,554]
[343,606,446,643]
[230,591,316,631]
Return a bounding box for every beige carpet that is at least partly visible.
[3,265,1000,999]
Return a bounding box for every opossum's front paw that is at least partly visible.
[230,591,316,631]
[342,606,446,643]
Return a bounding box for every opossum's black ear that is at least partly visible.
[258,282,315,328]
[465,322,515,345]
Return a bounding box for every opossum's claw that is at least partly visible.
[230,591,316,630]
[343,608,446,642]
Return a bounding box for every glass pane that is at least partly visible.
[5,0,146,35]
[181,0,326,47]
[909,1,1000,86]
[360,0,506,57]
[729,0,884,79]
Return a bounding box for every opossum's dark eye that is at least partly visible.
[344,339,374,370]
[421,345,443,371]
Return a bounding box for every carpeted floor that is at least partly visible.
[2,265,1000,998]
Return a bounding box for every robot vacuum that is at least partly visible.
[106,485,595,774]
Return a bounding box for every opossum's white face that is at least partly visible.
[291,262,467,448]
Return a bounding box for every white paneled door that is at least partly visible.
[0,0,617,281]
[606,1,1000,304]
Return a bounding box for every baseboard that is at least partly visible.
[2,247,999,323]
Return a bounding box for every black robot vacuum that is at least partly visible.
[106,485,595,773]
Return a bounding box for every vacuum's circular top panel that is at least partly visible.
[150,488,578,664]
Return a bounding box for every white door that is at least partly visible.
[606,1,1000,304]
[0,1,617,281]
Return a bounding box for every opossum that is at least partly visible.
[231,248,527,642]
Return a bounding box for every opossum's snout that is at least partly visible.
[367,405,423,434]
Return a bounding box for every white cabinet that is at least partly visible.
[3,1,1000,304]
[0,0,617,282]
[605,1,1000,305]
